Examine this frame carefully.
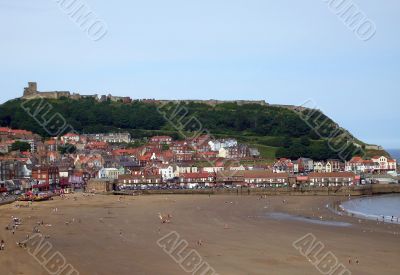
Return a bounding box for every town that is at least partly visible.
[0,126,398,198]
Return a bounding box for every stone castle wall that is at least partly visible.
[21,82,271,107]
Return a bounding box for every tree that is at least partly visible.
[162,144,170,151]
[58,144,77,155]
[282,136,293,148]
[300,136,311,146]
[11,141,31,152]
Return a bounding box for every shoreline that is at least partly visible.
[338,194,400,225]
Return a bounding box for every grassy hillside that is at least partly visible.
[0,97,365,160]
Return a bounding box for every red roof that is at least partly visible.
[112,149,138,156]
[11,129,33,135]
[296,176,309,181]
[139,154,152,161]
[349,156,363,163]
[45,140,56,145]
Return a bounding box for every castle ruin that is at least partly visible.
[21,82,275,107]
[22,82,97,100]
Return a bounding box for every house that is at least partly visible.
[179,172,215,188]
[45,139,58,152]
[313,161,325,173]
[118,174,162,188]
[273,159,294,173]
[173,164,198,177]
[86,141,108,150]
[243,171,290,187]
[98,168,120,180]
[326,159,344,172]
[31,165,59,190]
[85,133,131,143]
[194,151,218,160]
[345,156,376,173]
[159,165,174,181]
[313,161,343,173]
[229,165,246,171]
[61,133,80,144]
[189,135,211,150]
[297,158,314,173]
[371,156,397,172]
[103,133,131,143]
[307,172,358,187]
[0,143,9,154]
[346,156,397,173]
[218,145,249,159]
[174,152,194,162]
[0,159,24,180]
[248,148,261,158]
[208,139,237,151]
[112,148,139,157]
[202,166,224,173]
[216,170,244,186]
[150,136,173,145]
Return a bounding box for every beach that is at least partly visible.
[1,194,399,275]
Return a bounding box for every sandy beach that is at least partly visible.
[1,194,399,275]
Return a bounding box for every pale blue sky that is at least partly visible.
[0,0,399,148]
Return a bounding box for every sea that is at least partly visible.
[340,194,400,224]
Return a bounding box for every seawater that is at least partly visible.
[340,194,400,224]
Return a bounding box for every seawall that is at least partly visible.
[113,184,400,196]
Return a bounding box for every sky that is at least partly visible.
[0,0,399,148]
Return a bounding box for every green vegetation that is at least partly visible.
[0,98,364,160]
[58,144,77,154]
[11,141,31,152]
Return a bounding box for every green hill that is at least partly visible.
[0,97,367,160]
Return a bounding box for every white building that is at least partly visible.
[371,156,397,171]
[98,168,120,180]
[173,165,198,177]
[159,165,174,180]
[202,167,224,173]
[208,139,237,151]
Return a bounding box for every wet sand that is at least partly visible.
[1,194,399,275]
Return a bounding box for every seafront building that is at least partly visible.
[0,125,398,193]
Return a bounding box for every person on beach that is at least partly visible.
[0,240,5,250]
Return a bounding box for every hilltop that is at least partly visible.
[0,90,376,160]
[0,82,386,160]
